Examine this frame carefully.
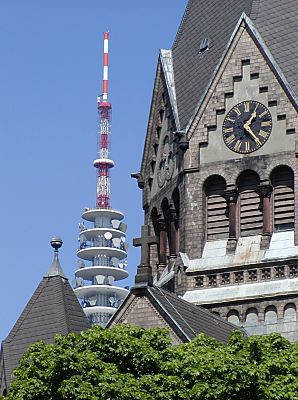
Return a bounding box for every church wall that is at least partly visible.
[182,24,298,258]
[205,296,298,342]
[111,294,182,345]
[138,17,298,340]
[179,24,298,339]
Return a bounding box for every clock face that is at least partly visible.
[222,100,272,154]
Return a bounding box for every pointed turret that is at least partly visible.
[0,238,90,394]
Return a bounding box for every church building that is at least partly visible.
[1,0,298,394]
[129,0,298,341]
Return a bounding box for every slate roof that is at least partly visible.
[147,286,243,343]
[108,284,245,344]
[0,264,90,391]
[172,0,298,129]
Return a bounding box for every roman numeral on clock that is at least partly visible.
[234,140,242,152]
[225,134,235,145]
[261,121,271,127]
[244,102,250,112]
[234,107,241,116]
[259,130,269,138]
[259,109,269,118]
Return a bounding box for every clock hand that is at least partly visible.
[243,124,261,146]
[245,111,256,127]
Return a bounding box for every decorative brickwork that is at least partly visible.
[135,7,298,341]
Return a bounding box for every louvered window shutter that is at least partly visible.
[272,166,294,231]
[205,177,229,240]
[238,172,262,236]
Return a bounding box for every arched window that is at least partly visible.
[150,207,161,269]
[204,176,229,240]
[245,308,259,327]
[264,305,278,333]
[237,171,262,236]
[284,303,297,323]
[211,311,221,318]
[172,188,180,255]
[227,310,240,326]
[271,166,294,231]
[161,198,171,258]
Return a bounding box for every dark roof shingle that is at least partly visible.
[172,0,298,129]
[1,275,90,391]
[148,286,243,343]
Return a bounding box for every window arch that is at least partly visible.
[237,170,262,236]
[227,310,240,326]
[244,308,259,327]
[204,175,229,240]
[271,166,294,231]
[284,303,297,323]
[264,305,278,333]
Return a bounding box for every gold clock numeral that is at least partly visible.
[225,134,236,145]
[259,130,269,138]
[261,120,271,127]
[223,101,271,154]
[234,140,242,152]
[234,107,241,116]
[259,109,269,118]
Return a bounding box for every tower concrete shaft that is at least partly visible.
[73,32,129,327]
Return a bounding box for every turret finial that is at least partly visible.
[45,236,66,279]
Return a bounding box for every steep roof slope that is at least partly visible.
[172,0,298,129]
[108,284,245,344]
[0,246,90,391]
[148,286,241,343]
[254,0,298,98]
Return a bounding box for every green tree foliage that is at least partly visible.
[4,325,298,400]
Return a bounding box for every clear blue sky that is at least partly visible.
[0,0,188,341]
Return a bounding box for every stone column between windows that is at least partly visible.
[225,189,238,253]
[168,208,178,258]
[158,218,167,273]
[259,184,273,249]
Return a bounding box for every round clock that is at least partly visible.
[222,100,272,154]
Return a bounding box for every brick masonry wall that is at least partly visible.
[112,294,182,345]
[204,295,298,342]
[138,22,298,310]
[183,23,298,258]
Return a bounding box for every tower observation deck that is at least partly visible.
[73,32,129,327]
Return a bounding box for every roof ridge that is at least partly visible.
[154,286,242,331]
[186,13,298,136]
[4,279,47,343]
[154,286,197,336]
[58,277,71,334]
[172,0,192,50]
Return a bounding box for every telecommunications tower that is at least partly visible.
[73,33,129,327]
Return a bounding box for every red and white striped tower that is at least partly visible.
[93,32,114,209]
[74,32,129,327]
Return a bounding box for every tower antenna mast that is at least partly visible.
[74,32,129,327]
[94,31,114,209]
